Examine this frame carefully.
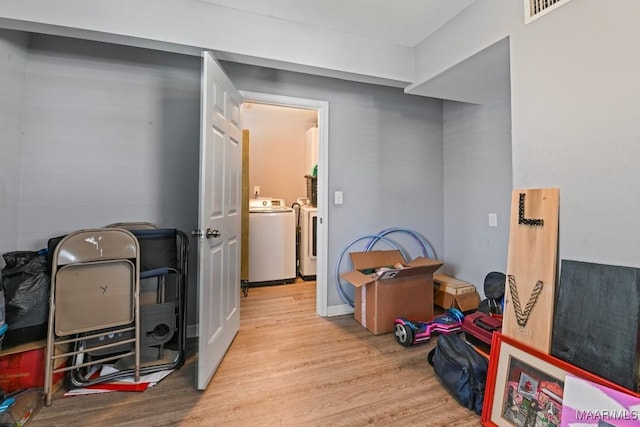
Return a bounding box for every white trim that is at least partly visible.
[327,304,355,317]
[239,90,330,317]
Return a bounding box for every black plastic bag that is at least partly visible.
[0,277,5,349]
[1,250,50,346]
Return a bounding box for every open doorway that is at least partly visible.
[243,102,317,210]
[239,91,329,316]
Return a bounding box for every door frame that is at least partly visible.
[239,90,329,316]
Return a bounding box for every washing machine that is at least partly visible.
[248,198,296,285]
[299,204,317,280]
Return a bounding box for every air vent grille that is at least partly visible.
[525,0,572,24]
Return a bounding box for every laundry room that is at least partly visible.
[242,102,319,287]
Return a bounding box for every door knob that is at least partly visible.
[206,228,221,238]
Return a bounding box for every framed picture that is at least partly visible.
[481,332,636,427]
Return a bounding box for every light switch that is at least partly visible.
[334,191,343,205]
[488,213,498,227]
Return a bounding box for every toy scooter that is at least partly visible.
[393,308,464,347]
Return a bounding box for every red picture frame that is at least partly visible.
[481,332,637,427]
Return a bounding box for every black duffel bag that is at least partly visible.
[427,333,488,415]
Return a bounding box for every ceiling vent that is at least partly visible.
[524,0,572,24]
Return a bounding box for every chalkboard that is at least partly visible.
[551,259,640,392]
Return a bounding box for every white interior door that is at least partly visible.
[196,51,242,389]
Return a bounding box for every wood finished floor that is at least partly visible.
[30,281,482,426]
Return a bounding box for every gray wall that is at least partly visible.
[20,35,201,249]
[3,33,202,323]
[0,30,28,254]
[422,0,640,273]
[510,0,640,268]
[442,97,512,296]
[220,61,445,307]
[2,0,636,306]
[0,31,448,321]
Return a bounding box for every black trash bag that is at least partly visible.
[0,276,5,350]
[1,250,50,346]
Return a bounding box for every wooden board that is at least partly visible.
[502,188,559,353]
[551,259,640,392]
[241,129,250,281]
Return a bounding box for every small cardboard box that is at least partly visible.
[433,274,480,312]
[0,339,67,393]
[341,250,443,335]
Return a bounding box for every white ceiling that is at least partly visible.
[198,0,475,47]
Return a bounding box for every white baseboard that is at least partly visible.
[327,303,354,317]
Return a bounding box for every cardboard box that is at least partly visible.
[0,339,66,393]
[434,274,477,295]
[433,274,480,312]
[341,250,443,335]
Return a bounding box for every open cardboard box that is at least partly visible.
[341,250,443,335]
[433,274,480,312]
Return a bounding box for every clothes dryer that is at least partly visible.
[299,204,317,280]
